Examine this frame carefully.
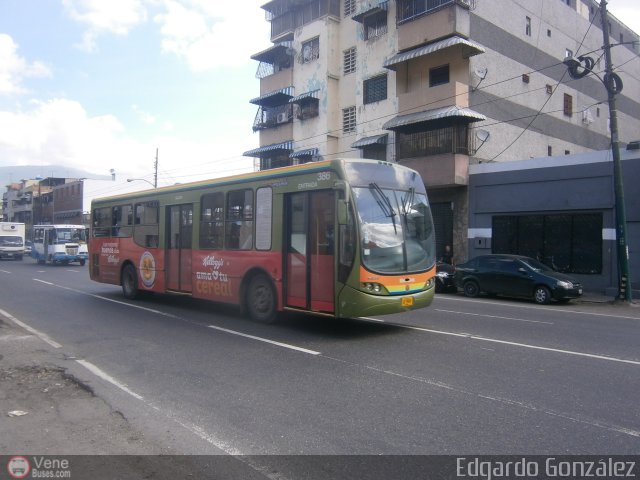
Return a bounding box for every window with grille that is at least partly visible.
[344,0,356,16]
[342,106,356,133]
[343,47,356,74]
[364,12,387,40]
[563,93,573,117]
[429,64,449,87]
[301,37,320,64]
[363,74,387,104]
[492,213,602,274]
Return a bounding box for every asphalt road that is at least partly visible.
[1,259,639,465]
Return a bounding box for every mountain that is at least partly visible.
[1,165,111,190]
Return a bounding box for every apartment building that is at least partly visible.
[244,0,640,260]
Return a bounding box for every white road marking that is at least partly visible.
[435,308,554,324]
[0,308,62,348]
[33,278,180,318]
[404,325,640,366]
[436,295,640,321]
[365,364,640,438]
[33,278,319,357]
[208,325,321,355]
[357,316,385,323]
[75,359,144,401]
[0,269,11,274]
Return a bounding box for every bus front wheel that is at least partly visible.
[246,274,277,323]
[122,264,139,300]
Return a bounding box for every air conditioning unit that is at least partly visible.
[277,112,289,124]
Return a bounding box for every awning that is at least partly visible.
[352,1,389,23]
[383,36,485,70]
[351,134,388,148]
[289,89,320,104]
[250,86,294,107]
[251,41,293,64]
[243,141,294,158]
[382,106,486,131]
[290,147,318,158]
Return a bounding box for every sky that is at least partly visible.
[0,0,639,192]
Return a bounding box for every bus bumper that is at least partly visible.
[52,253,88,264]
[337,284,435,319]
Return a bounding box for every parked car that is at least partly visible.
[435,262,457,293]
[455,254,583,304]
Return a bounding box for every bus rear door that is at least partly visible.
[166,204,193,292]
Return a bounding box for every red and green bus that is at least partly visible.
[89,158,436,322]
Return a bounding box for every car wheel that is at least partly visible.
[79,259,86,266]
[122,264,139,300]
[534,285,551,305]
[463,280,479,298]
[246,274,277,323]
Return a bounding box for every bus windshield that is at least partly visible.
[353,184,435,274]
[54,228,87,244]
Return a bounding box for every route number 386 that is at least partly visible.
[317,172,331,181]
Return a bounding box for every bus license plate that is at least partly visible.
[401,297,414,307]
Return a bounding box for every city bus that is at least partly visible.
[32,224,89,265]
[89,159,437,322]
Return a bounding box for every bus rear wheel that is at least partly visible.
[246,274,277,323]
[122,264,139,300]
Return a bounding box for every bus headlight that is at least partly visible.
[362,282,384,293]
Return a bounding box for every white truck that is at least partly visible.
[0,222,26,260]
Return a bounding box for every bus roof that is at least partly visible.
[91,158,416,205]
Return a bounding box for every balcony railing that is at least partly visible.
[397,0,471,24]
[396,125,474,159]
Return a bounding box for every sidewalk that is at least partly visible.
[0,314,246,479]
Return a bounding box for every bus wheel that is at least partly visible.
[122,264,139,300]
[246,274,277,323]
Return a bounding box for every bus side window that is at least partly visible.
[225,189,253,250]
[134,201,159,248]
[93,207,111,237]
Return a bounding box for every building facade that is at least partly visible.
[244,0,640,261]
[467,146,639,295]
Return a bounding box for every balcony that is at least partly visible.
[388,120,482,188]
[398,153,469,188]
[396,0,471,51]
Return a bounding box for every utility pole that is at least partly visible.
[154,148,158,189]
[599,1,632,302]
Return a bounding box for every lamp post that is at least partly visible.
[126,178,156,188]
[563,0,632,302]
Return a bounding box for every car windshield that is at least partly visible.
[352,185,435,274]
[520,257,554,272]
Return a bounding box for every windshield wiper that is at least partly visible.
[400,187,415,218]
[369,183,397,234]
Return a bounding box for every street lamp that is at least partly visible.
[126,178,156,188]
[563,0,632,302]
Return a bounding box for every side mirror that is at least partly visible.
[518,267,527,274]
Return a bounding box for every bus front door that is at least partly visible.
[285,191,335,313]
[166,204,193,292]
